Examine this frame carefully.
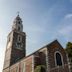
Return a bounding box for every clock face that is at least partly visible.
[16,42,23,50]
[7,42,11,49]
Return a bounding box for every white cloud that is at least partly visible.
[65,14,72,19]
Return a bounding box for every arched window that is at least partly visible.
[17,35,22,42]
[18,26,20,31]
[18,21,20,24]
[55,52,62,66]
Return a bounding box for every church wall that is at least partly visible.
[9,55,34,72]
[47,40,69,72]
[39,48,47,65]
[34,47,48,72]
[10,62,19,72]
[21,55,33,72]
[3,48,12,69]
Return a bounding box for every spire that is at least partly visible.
[12,13,23,32]
[15,12,22,21]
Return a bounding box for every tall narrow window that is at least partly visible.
[56,52,62,66]
[18,21,20,24]
[18,35,22,42]
[19,36,20,41]
[18,26,20,31]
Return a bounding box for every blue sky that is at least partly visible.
[0,0,72,72]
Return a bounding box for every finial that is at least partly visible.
[17,11,20,16]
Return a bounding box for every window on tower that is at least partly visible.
[18,26,20,31]
[18,21,20,24]
[19,37,20,41]
[17,35,22,42]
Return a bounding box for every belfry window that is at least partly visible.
[55,52,62,66]
[18,21,20,24]
[18,26,20,31]
[19,37,20,41]
[18,35,22,42]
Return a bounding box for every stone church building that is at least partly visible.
[3,15,69,72]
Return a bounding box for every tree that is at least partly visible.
[66,42,72,59]
[65,42,72,72]
[34,65,46,72]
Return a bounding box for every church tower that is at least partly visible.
[3,14,26,69]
